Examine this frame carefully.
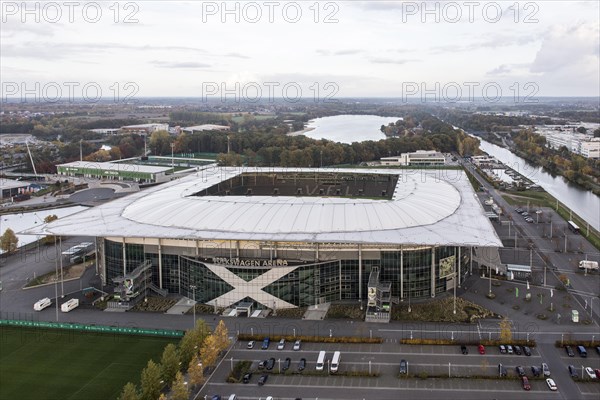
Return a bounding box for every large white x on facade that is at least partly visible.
[204,263,297,309]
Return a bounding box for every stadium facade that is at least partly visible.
[39,167,502,309]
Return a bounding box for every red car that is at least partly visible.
[522,376,531,391]
[595,369,600,379]
[478,345,485,354]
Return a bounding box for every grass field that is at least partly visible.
[0,327,177,400]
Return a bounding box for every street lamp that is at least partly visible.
[190,285,197,329]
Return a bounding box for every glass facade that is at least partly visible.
[103,239,471,308]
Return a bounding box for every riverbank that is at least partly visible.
[286,127,315,137]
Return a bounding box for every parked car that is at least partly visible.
[507,345,514,354]
[516,366,525,376]
[266,357,275,371]
[513,345,522,355]
[211,395,221,400]
[298,358,306,371]
[565,346,575,357]
[461,345,468,355]
[531,366,541,377]
[577,345,587,357]
[522,376,531,390]
[546,378,557,391]
[595,369,600,379]
[542,362,550,377]
[277,338,285,350]
[498,363,507,377]
[585,367,597,379]
[258,360,266,370]
[258,374,268,386]
[596,346,600,356]
[282,357,291,371]
[293,340,301,351]
[261,337,270,350]
[478,345,485,354]
[242,372,252,384]
[247,341,255,349]
[499,345,507,354]
[399,359,408,375]
[568,364,578,378]
[523,346,532,356]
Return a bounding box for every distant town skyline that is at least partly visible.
[2,1,599,101]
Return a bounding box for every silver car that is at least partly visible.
[542,362,551,377]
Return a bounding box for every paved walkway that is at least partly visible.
[303,302,330,320]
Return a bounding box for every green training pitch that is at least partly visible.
[0,326,177,400]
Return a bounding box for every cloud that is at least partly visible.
[486,63,531,76]
[151,61,211,69]
[530,23,599,73]
[224,52,250,59]
[316,49,363,56]
[429,34,539,54]
[2,42,207,60]
[370,57,419,65]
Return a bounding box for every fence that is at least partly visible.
[0,318,184,338]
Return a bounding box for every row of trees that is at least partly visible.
[118,320,230,400]
[512,129,599,194]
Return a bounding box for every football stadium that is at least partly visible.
[38,166,502,311]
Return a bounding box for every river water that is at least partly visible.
[478,139,599,229]
[302,115,599,229]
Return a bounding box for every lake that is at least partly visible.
[303,115,401,144]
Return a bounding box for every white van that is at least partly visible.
[227,395,237,400]
[34,297,52,311]
[61,298,79,312]
[331,351,341,373]
[316,351,326,371]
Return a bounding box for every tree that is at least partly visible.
[213,320,230,353]
[160,343,180,386]
[139,360,162,400]
[117,382,139,400]
[0,228,18,253]
[188,353,204,387]
[149,130,173,155]
[499,317,512,342]
[158,394,167,400]
[170,371,189,400]
[200,334,220,368]
[179,320,210,368]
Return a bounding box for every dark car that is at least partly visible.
[577,345,587,357]
[282,357,291,371]
[596,346,600,356]
[261,337,270,350]
[516,365,525,376]
[258,374,268,386]
[523,346,532,356]
[242,372,252,384]
[258,360,266,370]
[461,345,468,355]
[298,358,306,371]
[514,345,522,355]
[266,357,275,370]
[568,364,578,378]
[565,346,575,357]
[531,366,541,377]
[498,363,507,377]
[399,359,408,375]
[499,345,507,354]
[211,396,221,400]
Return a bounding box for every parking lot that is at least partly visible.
[199,340,600,400]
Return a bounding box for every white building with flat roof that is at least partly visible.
[381,150,446,166]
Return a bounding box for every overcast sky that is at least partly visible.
[2,1,599,101]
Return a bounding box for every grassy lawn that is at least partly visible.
[0,327,176,400]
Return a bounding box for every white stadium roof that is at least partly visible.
[34,167,502,247]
